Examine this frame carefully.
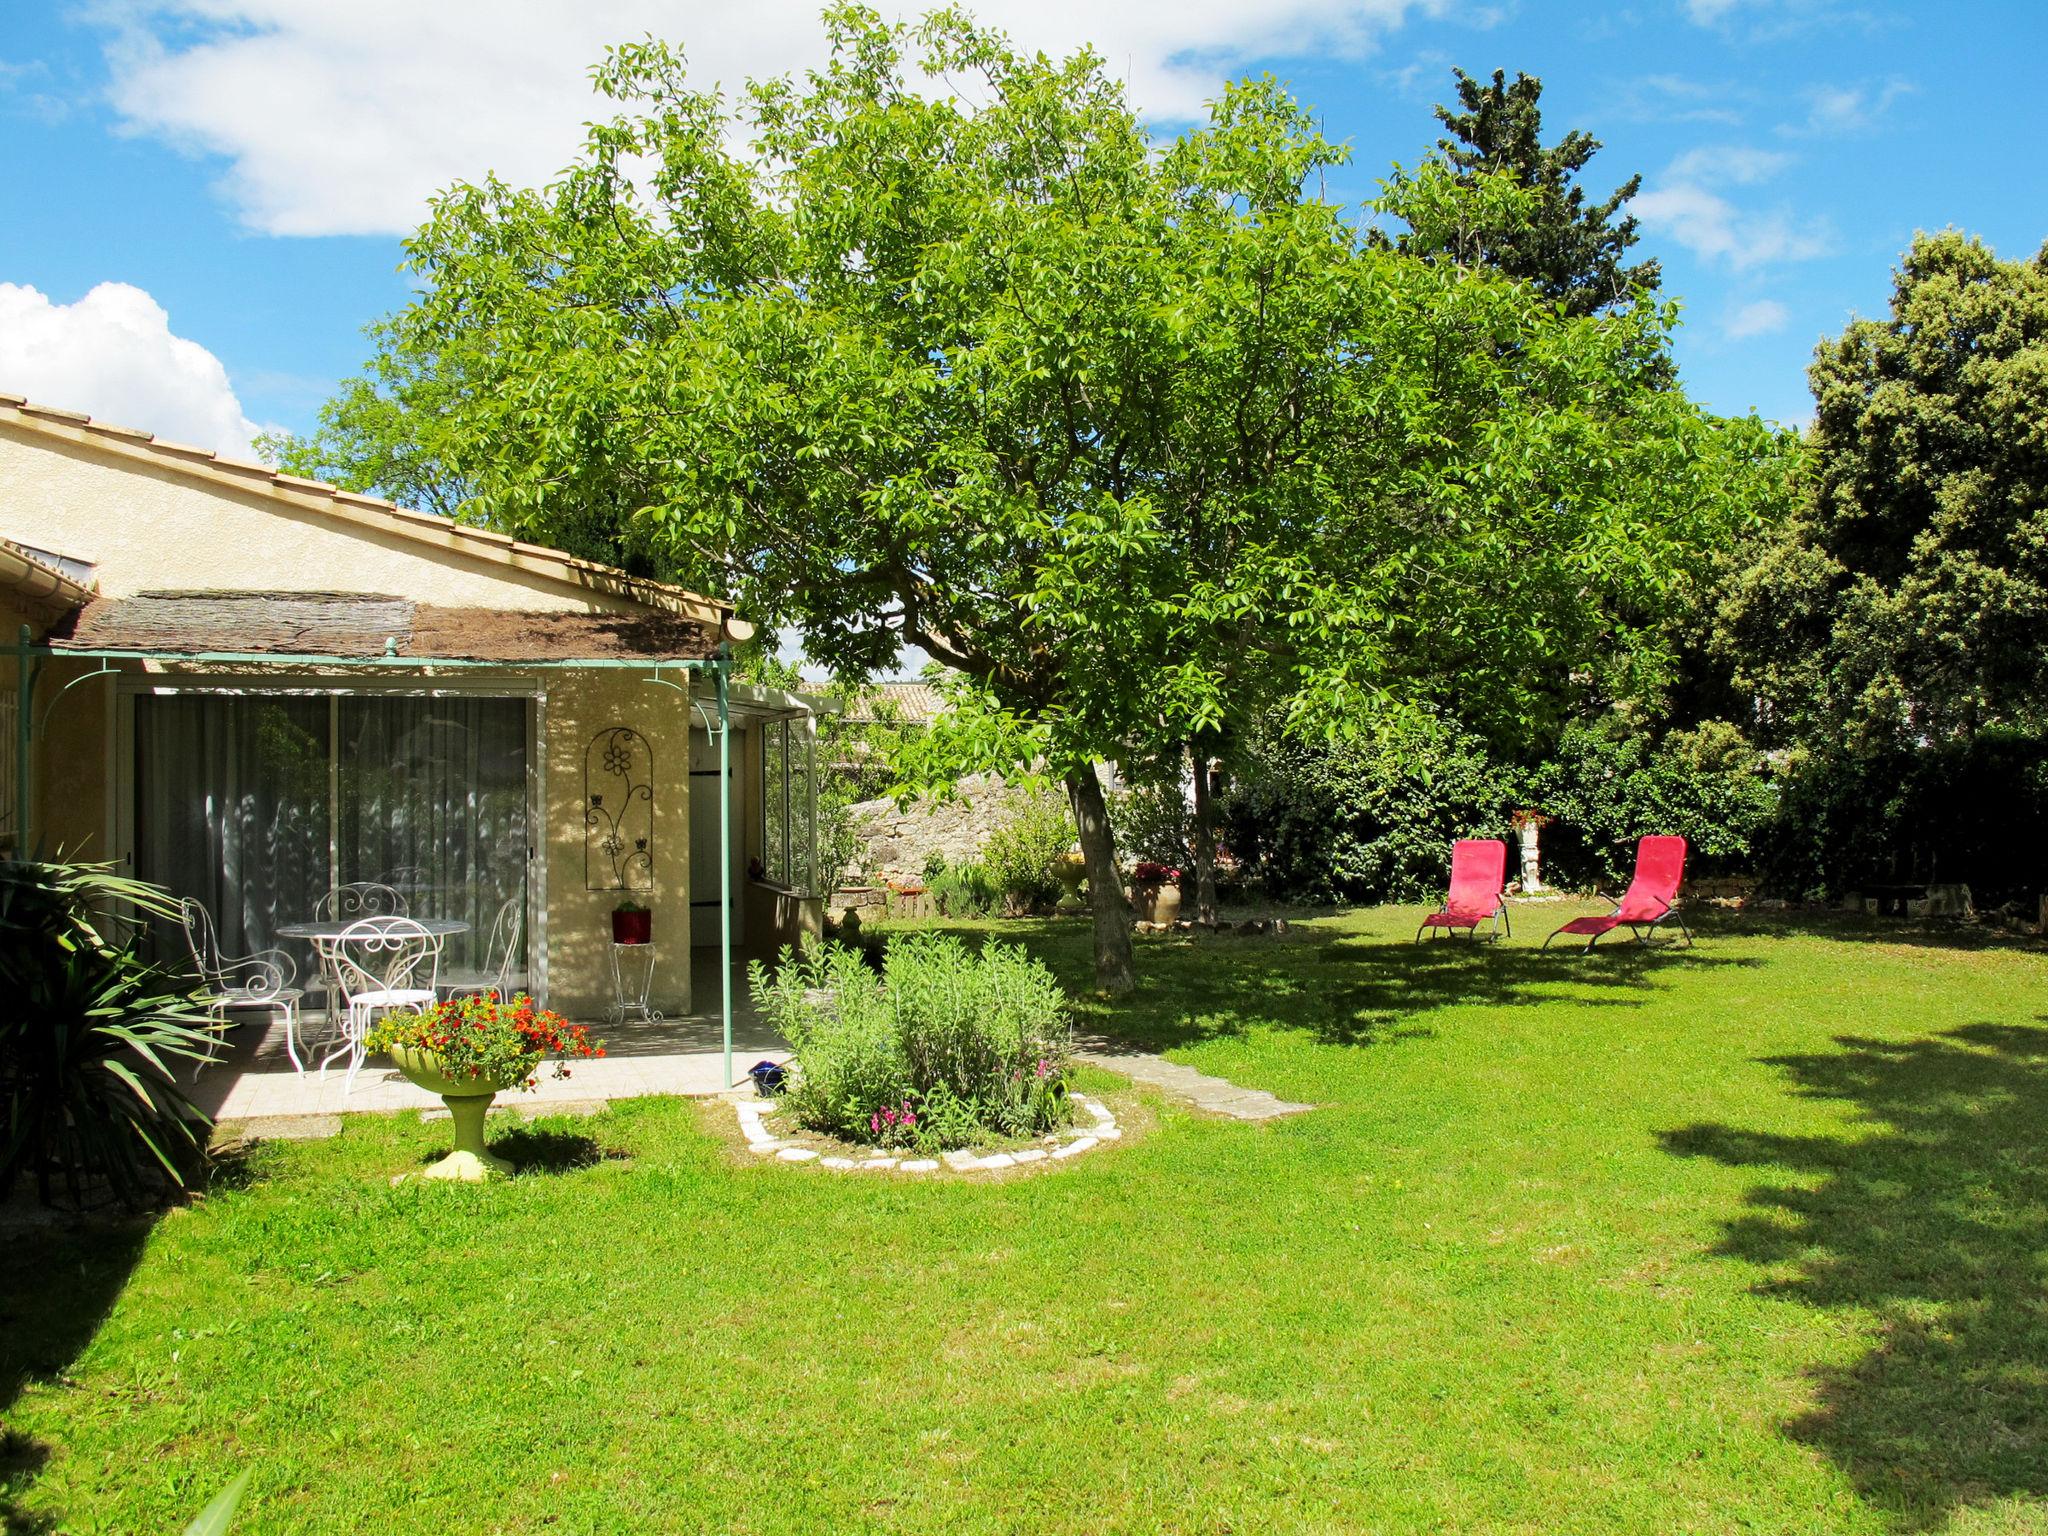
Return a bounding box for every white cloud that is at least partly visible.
[1723,298,1789,338]
[1635,141,1824,272]
[1612,73,1744,126]
[92,0,1446,238]
[0,281,266,455]
[1633,182,1829,270]
[1664,144,1790,186]
[1790,77,1913,136]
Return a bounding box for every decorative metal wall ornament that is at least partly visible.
[585,726,655,891]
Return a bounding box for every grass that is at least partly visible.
[3,901,2046,1533]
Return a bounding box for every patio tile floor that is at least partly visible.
[192,955,788,1127]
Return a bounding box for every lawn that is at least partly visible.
[3,902,2046,1534]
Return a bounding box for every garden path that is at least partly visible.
[1074,1037,1314,1120]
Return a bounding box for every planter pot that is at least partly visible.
[1132,882,1182,925]
[386,1043,532,1181]
[1053,851,1088,915]
[611,908,652,945]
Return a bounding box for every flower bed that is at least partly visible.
[748,934,1074,1151]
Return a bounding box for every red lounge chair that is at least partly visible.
[1416,838,1510,943]
[1543,835,1694,952]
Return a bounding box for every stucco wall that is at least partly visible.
[0,425,645,614]
[541,667,695,1019]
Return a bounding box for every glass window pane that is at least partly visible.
[336,696,528,981]
[762,720,788,885]
[134,694,331,971]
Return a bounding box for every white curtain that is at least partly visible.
[134,692,528,980]
[337,696,527,977]
[134,694,329,970]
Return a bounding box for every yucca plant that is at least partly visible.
[0,858,218,1208]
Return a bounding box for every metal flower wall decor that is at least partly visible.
[585,725,654,891]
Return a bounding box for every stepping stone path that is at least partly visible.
[732,1093,1121,1173]
[1074,1038,1314,1121]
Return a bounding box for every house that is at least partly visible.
[0,393,823,1043]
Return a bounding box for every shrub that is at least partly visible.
[1220,715,1514,904]
[0,859,218,1208]
[1758,727,2048,905]
[1108,778,1192,870]
[750,934,1074,1150]
[1530,719,1778,888]
[982,788,1075,910]
[927,859,1002,918]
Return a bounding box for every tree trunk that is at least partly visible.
[1066,766,1135,995]
[1189,740,1218,926]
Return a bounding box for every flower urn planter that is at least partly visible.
[1133,881,1182,926]
[1053,850,1089,915]
[386,1043,532,1181]
[611,905,652,945]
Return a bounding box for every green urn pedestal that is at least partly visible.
[1053,850,1089,915]
[387,1044,527,1181]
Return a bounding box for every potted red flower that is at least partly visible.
[611,896,651,945]
[366,992,605,1180]
[1129,861,1183,925]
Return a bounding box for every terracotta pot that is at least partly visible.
[612,907,651,945]
[1133,881,1182,925]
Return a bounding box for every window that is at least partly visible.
[133,690,529,980]
[759,717,818,893]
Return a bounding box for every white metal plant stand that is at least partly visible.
[606,941,663,1026]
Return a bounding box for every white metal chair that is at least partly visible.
[314,915,443,1095]
[439,894,526,1001]
[311,882,408,921]
[306,882,408,1018]
[178,897,305,1074]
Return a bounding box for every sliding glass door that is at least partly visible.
[135,691,530,981]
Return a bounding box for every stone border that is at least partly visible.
[733,1093,1120,1173]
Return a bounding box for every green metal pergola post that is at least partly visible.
[715,654,733,1091]
[12,625,31,853]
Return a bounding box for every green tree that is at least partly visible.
[1721,230,2048,750]
[1397,67,1659,318]
[278,8,1753,988]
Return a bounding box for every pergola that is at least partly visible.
[11,619,747,1086]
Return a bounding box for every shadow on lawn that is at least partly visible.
[1664,1022,2048,1531]
[1699,907,2048,955]
[0,1215,153,1534]
[1054,914,1759,1052]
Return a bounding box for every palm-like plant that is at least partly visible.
[0,858,219,1208]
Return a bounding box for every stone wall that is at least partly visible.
[842,772,1038,888]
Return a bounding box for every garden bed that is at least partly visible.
[730,1090,1122,1173]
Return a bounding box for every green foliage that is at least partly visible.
[1530,719,1778,889]
[1759,728,2048,906]
[1721,231,2048,751]
[0,859,217,1208]
[749,934,1072,1149]
[1220,716,1515,904]
[982,790,1077,910]
[925,859,1002,919]
[1394,68,1659,319]
[1108,779,1193,872]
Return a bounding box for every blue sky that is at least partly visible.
[2,0,2043,455]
